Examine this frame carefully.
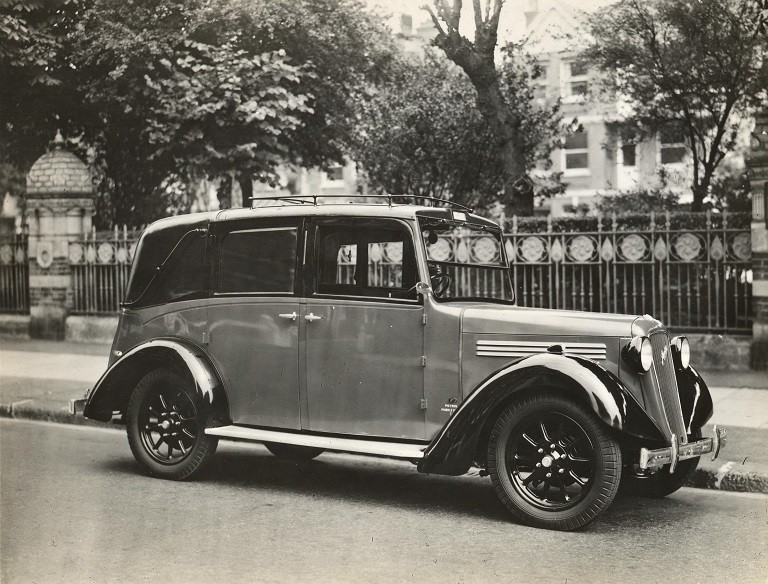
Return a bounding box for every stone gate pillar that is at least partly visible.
[25,133,95,339]
[749,111,768,369]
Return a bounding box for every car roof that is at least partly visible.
[143,203,501,236]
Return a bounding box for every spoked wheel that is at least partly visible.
[488,393,622,531]
[265,443,324,461]
[126,369,218,480]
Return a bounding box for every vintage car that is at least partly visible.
[71,197,726,530]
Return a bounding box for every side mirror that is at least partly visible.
[415,281,432,298]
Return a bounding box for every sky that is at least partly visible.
[366,0,618,41]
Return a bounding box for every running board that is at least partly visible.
[205,426,427,459]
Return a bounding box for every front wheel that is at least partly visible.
[487,393,622,531]
[126,368,218,480]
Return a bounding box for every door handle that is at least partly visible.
[278,312,298,322]
[305,313,323,322]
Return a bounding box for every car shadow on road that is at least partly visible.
[103,444,706,532]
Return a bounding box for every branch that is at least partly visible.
[422,4,447,37]
[489,0,503,31]
[473,0,483,31]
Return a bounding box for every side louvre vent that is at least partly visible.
[476,340,607,361]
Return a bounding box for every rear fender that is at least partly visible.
[418,353,664,476]
[83,339,230,425]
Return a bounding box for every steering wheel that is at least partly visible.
[431,272,452,298]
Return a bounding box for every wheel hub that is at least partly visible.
[541,455,554,468]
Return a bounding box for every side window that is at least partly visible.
[315,221,417,300]
[142,230,207,305]
[218,228,297,294]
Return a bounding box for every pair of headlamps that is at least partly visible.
[622,335,690,373]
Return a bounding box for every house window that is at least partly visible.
[563,130,589,174]
[659,126,687,164]
[562,62,589,99]
[621,143,636,167]
[322,164,344,185]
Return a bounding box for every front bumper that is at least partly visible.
[69,398,87,415]
[639,425,727,472]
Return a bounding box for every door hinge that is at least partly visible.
[421,355,426,367]
[422,314,427,325]
[202,332,210,345]
[420,399,428,410]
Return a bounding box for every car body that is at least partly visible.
[71,199,726,530]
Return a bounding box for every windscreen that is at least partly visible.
[419,218,514,303]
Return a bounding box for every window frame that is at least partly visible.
[562,129,591,177]
[211,218,304,298]
[658,126,688,166]
[307,217,422,305]
[561,61,589,103]
[321,164,345,188]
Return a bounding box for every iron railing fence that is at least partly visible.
[0,231,29,314]
[69,226,140,315]
[62,212,751,334]
[506,212,751,333]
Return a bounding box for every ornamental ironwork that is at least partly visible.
[618,234,648,262]
[567,235,596,263]
[518,236,546,263]
[672,233,703,261]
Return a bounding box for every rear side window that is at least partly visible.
[124,227,208,307]
[218,228,297,294]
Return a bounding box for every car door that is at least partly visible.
[303,217,426,440]
[206,218,303,429]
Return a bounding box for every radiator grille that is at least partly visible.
[650,332,687,443]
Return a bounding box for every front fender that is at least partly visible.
[675,365,714,434]
[83,338,230,425]
[418,353,664,476]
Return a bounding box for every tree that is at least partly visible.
[194,0,400,200]
[3,0,401,225]
[424,0,537,216]
[584,0,768,211]
[1,0,85,169]
[348,46,562,210]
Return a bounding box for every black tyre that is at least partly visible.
[126,369,218,480]
[487,392,622,531]
[265,442,324,461]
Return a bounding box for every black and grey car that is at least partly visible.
[71,197,726,530]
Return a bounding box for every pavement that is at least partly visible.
[1,336,767,494]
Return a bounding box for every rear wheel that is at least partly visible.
[487,393,622,531]
[126,369,218,480]
[265,443,324,461]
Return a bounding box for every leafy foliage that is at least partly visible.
[2,0,400,225]
[0,0,84,169]
[583,0,768,211]
[509,210,751,235]
[348,44,562,211]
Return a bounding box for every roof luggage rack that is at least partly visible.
[245,194,474,213]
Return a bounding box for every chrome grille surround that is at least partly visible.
[648,332,688,444]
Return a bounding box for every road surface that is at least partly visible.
[1,418,766,584]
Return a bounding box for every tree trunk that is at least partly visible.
[235,170,251,208]
[470,73,532,216]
